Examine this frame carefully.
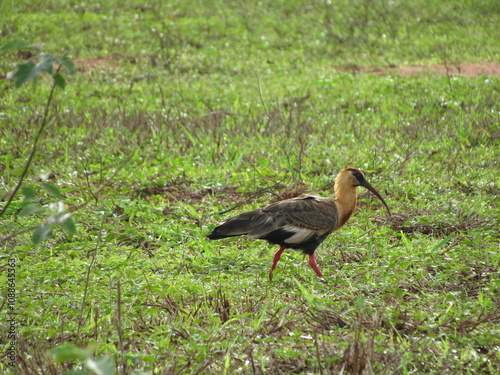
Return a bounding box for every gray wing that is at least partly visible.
[210,195,339,244]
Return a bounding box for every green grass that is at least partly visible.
[1,0,499,374]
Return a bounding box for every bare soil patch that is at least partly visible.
[337,62,500,77]
[73,57,500,77]
[390,62,500,77]
[73,56,119,72]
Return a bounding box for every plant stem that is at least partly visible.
[0,65,61,217]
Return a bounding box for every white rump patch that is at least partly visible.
[283,225,314,244]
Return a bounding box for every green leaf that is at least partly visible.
[32,224,53,245]
[294,278,323,308]
[185,204,200,218]
[50,343,87,362]
[19,202,43,217]
[13,61,37,87]
[42,182,62,198]
[0,39,31,52]
[21,185,37,199]
[178,123,197,146]
[60,216,77,235]
[432,233,455,252]
[85,356,116,375]
[53,72,66,89]
[13,54,59,87]
[57,56,76,75]
[65,370,90,375]
[11,167,25,176]
[356,295,366,309]
[36,53,56,75]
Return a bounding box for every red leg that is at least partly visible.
[269,245,286,281]
[308,254,325,281]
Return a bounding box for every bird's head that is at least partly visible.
[338,168,392,216]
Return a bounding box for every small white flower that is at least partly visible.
[49,201,65,213]
[57,213,72,224]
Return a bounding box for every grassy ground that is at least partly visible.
[1,0,499,374]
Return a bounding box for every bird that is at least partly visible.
[206,168,391,281]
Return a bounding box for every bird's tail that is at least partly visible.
[206,232,240,240]
[206,211,271,240]
[206,220,252,240]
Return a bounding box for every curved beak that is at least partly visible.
[360,180,392,217]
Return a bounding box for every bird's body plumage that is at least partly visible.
[207,168,391,281]
[208,194,340,254]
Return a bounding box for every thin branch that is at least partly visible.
[0,225,39,245]
[0,152,135,245]
[0,64,62,217]
[313,331,324,375]
[76,223,102,337]
[116,278,126,375]
[80,158,100,205]
[69,152,136,212]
